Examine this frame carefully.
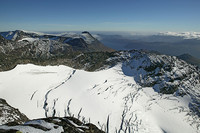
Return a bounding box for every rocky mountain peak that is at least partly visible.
[82,31,90,34]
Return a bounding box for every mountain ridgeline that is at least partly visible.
[0,30,114,53]
[0,30,115,71]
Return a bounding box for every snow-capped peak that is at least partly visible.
[81,31,96,44]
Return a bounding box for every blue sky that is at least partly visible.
[0,0,199,32]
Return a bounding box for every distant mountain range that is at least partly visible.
[96,31,200,59]
[0,30,113,56]
[0,30,114,71]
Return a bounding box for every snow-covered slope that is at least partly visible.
[0,50,200,133]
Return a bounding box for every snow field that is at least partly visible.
[0,64,198,133]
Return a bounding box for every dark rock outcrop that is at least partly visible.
[0,117,105,133]
[0,98,29,125]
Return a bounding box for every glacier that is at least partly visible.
[0,62,199,133]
